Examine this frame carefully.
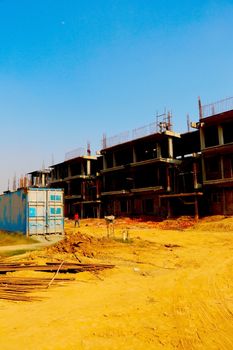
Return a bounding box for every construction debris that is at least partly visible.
[45,231,116,259]
[0,276,73,302]
[0,261,114,302]
[0,262,115,274]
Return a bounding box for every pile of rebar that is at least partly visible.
[0,261,114,302]
[0,262,115,273]
[0,276,74,301]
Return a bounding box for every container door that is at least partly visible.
[28,190,47,235]
[47,190,64,234]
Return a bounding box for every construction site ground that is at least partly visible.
[0,216,233,350]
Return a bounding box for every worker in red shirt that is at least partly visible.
[74,212,80,227]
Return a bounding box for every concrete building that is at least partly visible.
[26,95,233,219]
[49,150,101,218]
[100,114,203,219]
[27,169,52,188]
[198,96,233,215]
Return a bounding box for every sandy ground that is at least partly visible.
[0,234,63,252]
[0,217,233,350]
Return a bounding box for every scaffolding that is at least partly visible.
[156,110,172,132]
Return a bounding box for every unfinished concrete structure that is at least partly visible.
[100,113,203,218]
[49,148,101,218]
[27,169,52,188]
[26,95,233,219]
[159,129,203,219]
[198,96,233,215]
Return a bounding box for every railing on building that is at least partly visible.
[102,123,157,149]
[102,111,172,149]
[102,131,130,149]
[65,147,86,161]
[200,96,233,119]
[132,122,157,140]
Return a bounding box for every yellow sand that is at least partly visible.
[0,218,233,350]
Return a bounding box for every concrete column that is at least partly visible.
[193,162,198,189]
[113,152,116,167]
[200,127,205,150]
[67,181,71,196]
[81,162,85,175]
[82,181,86,200]
[102,175,106,191]
[220,156,224,179]
[68,164,71,177]
[80,203,84,219]
[133,146,137,163]
[103,155,107,170]
[166,165,171,192]
[156,143,161,158]
[167,200,172,218]
[157,167,160,186]
[41,174,45,187]
[87,160,91,176]
[97,204,101,219]
[168,138,173,158]
[96,178,101,199]
[218,125,224,145]
[202,158,206,182]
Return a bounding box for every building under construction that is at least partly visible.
[49,148,101,219]
[198,97,233,215]
[26,95,233,219]
[100,111,202,218]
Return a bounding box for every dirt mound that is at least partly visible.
[116,216,196,230]
[65,217,197,233]
[157,216,196,230]
[66,216,233,233]
[192,216,233,232]
[46,231,116,259]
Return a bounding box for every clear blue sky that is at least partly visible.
[0,0,233,192]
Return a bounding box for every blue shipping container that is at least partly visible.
[0,188,64,236]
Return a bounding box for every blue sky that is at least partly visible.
[0,0,233,192]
